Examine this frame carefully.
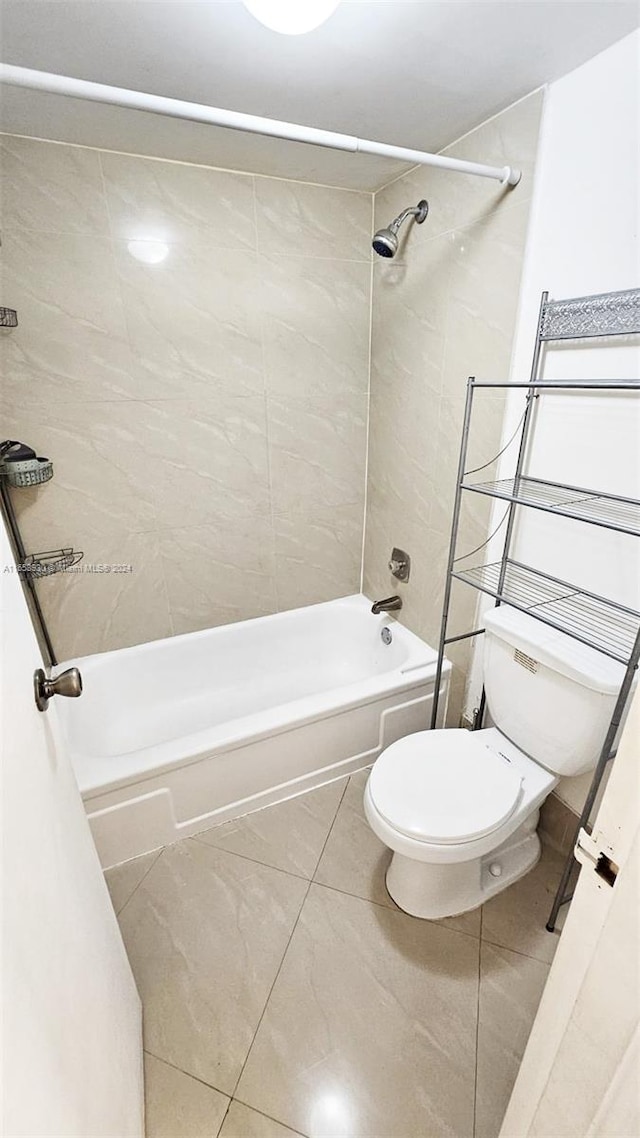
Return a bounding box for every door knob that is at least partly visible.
[33,666,83,712]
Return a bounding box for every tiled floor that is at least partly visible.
[106,769,566,1138]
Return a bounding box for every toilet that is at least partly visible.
[364,604,624,919]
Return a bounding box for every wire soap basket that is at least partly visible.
[0,307,18,328]
[0,439,54,486]
[19,549,85,579]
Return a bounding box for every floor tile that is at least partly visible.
[481,842,565,964]
[118,839,308,1095]
[236,883,479,1138]
[474,943,550,1138]
[220,1102,304,1138]
[144,1052,229,1138]
[314,769,482,938]
[105,849,161,915]
[195,780,347,879]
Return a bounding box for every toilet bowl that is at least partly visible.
[364,726,556,918]
[364,605,625,919]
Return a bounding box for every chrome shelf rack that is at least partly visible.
[430,286,640,934]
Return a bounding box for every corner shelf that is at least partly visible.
[430,286,640,935]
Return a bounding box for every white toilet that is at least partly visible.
[364,604,624,919]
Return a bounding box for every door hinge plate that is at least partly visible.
[575,827,619,887]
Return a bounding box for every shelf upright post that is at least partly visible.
[470,293,550,731]
[0,479,57,666]
[546,624,640,931]
[495,291,548,596]
[430,377,476,729]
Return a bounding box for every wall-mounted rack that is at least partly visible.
[0,443,84,666]
[431,286,640,934]
[0,307,18,328]
[20,549,84,579]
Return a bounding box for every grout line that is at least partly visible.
[144,1048,231,1101]
[1,232,371,264]
[359,193,375,595]
[251,174,279,615]
[188,832,312,885]
[229,876,313,1100]
[96,145,175,636]
[472,913,483,1138]
[216,1099,233,1138]
[227,774,352,1102]
[479,932,557,967]
[0,130,375,196]
[111,846,164,917]
[228,1098,311,1138]
[308,773,350,879]
[189,773,351,886]
[311,879,484,945]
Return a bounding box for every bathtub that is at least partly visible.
[55,594,450,868]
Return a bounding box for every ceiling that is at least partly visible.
[0,0,638,190]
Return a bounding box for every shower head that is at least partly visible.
[372,199,429,258]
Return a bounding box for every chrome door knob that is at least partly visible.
[33,666,83,712]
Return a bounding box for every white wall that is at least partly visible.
[468,31,640,813]
[1,520,143,1136]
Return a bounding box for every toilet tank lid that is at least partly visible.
[483,605,625,695]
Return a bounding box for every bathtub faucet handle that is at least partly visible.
[34,666,83,712]
[388,547,411,582]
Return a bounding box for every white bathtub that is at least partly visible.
[56,594,450,868]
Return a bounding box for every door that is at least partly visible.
[500,686,640,1136]
[1,522,143,1137]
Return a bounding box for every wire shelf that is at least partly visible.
[463,476,640,537]
[0,307,18,328]
[20,549,84,578]
[540,287,640,341]
[451,559,640,665]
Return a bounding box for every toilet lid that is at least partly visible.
[369,730,523,845]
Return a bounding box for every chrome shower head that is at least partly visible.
[372,227,399,258]
[372,199,429,258]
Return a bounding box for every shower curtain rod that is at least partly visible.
[0,64,521,186]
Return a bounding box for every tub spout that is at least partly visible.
[371,596,403,615]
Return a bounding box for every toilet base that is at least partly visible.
[385,813,542,919]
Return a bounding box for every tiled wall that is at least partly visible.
[364,91,544,723]
[0,136,372,658]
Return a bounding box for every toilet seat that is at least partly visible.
[368,729,523,845]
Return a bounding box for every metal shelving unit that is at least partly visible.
[430,286,640,933]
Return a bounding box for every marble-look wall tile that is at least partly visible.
[124,394,271,531]
[100,150,257,249]
[39,530,172,659]
[274,503,363,611]
[159,521,277,635]
[0,135,110,235]
[2,401,158,551]
[113,242,265,399]
[268,391,367,516]
[0,230,136,405]
[255,175,372,261]
[260,253,371,400]
[364,92,542,714]
[1,135,371,653]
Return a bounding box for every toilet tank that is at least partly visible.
[482,606,625,777]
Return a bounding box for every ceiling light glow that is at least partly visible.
[127,239,169,265]
[242,0,341,35]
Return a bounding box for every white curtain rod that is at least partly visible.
[0,64,521,186]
